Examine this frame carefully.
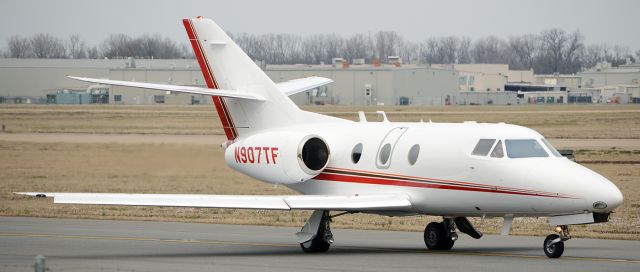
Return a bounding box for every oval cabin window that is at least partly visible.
[379,143,392,165]
[408,144,420,165]
[351,143,363,164]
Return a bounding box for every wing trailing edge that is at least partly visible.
[14,192,412,212]
[68,76,266,101]
[275,77,333,96]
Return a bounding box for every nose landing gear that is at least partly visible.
[544,225,570,258]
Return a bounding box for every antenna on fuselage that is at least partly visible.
[358,111,367,123]
[376,111,389,123]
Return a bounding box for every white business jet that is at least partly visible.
[17,16,623,258]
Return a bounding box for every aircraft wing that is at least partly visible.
[275,77,333,96]
[14,192,412,212]
[68,76,265,101]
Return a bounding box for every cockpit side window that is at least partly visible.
[505,139,549,158]
[471,139,495,156]
[541,138,562,157]
[490,140,504,158]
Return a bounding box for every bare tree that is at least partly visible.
[344,33,373,62]
[7,35,33,58]
[562,30,584,73]
[457,37,472,64]
[535,29,585,73]
[324,34,344,63]
[137,34,181,58]
[611,45,632,66]
[179,43,194,59]
[582,44,606,69]
[471,36,507,64]
[304,34,327,64]
[30,33,66,58]
[67,34,87,59]
[508,34,538,70]
[101,33,137,58]
[87,46,100,59]
[636,50,640,62]
[375,31,402,62]
[399,40,419,64]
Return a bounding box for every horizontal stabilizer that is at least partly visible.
[15,192,412,212]
[275,77,334,96]
[68,76,265,101]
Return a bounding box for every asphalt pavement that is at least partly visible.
[0,216,638,272]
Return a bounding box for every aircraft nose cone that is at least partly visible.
[593,178,624,212]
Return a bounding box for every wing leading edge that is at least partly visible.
[14,192,412,212]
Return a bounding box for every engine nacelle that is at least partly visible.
[224,131,330,184]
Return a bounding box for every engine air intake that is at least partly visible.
[301,137,330,171]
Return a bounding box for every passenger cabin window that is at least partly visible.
[471,139,496,156]
[505,139,548,158]
[408,144,420,165]
[379,143,392,165]
[490,140,504,158]
[351,143,363,164]
[541,138,562,157]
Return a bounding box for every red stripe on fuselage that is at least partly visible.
[315,171,573,199]
[324,167,571,198]
[182,19,237,140]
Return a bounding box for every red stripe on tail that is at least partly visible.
[182,19,237,140]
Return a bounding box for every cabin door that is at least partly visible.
[376,127,408,169]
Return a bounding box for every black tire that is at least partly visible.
[424,222,455,250]
[300,226,331,253]
[543,234,564,258]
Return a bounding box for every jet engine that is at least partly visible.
[224,131,330,184]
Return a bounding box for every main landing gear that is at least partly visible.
[544,225,570,258]
[424,217,483,250]
[297,210,334,253]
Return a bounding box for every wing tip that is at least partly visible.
[14,192,50,197]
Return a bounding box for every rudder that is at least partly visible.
[182,17,302,141]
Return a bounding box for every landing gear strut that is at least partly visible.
[544,225,570,258]
[424,218,457,250]
[299,210,333,253]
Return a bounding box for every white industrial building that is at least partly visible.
[3,58,638,105]
[0,58,459,106]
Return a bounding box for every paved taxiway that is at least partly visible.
[0,217,638,272]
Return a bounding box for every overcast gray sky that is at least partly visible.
[1,0,639,50]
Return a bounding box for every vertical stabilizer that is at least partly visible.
[183,17,302,140]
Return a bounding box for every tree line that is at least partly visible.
[4,33,193,60]
[3,29,640,74]
[232,29,639,74]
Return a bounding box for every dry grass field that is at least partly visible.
[1,104,640,138]
[0,104,639,240]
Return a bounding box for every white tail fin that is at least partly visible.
[183,17,302,140]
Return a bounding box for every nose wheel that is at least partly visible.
[543,225,570,258]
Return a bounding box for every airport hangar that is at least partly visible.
[0,58,459,106]
[3,58,638,105]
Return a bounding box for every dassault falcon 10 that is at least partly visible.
[18,16,623,258]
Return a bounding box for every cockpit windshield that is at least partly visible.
[541,138,562,157]
[505,139,548,158]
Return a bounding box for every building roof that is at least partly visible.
[265,64,451,72]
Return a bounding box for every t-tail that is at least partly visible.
[183,17,303,141]
[67,17,336,142]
